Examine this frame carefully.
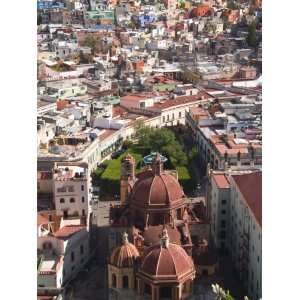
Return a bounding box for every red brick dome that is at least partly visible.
[130,171,185,210]
[138,230,195,282]
[110,233,140,268]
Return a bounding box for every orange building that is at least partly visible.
[56,99,69,111]
[191,5,211,17]
[132,60,144,72]
[222,9,240,24]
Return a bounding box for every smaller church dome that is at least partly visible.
[110,232,140,268]
[139,229,195,282]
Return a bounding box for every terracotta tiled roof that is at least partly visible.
[112,105,127,117]
[54,225,85,239]
[121,92,156,103]
[143,225,181,246]
[131,171,185,210]
[212,174,230,189]
[37,213,49,226]
[140,241,195,280]
[110,241,140,268]
[99,129,118,140]
[148,93,208,111]
[232,172,262,227]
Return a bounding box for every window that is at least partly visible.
[202,269,208,276]
[71,252,75,262]
[82,196,85,203]
[48,215,52,222]
[221,220,226,228]
[80,245,84,255]
[220,230,226,239]
[179,111,182,118]
[257,255,260,263]
[68,186,74,192]
[167,115,169,121]
[71,266,75,271]
[221,209,226,215]
[57,187,66,193]
[163,116,165,123]
[172,113,175,120]
[144,283,152,295]
[81,185,84,191]
[112,274,117,288]
[221,199,227,205]
[60,198,65,203]
[43,242,52,250]
[122,276,129,289]
[70,198,75,203]
[82,209,85,216]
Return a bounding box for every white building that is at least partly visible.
[37,213,89,289]
[209,170,262,300]
[53,164,92,223]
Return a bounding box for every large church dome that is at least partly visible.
[131,173,185,209]
[130,154,185,210]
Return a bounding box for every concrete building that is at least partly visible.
[208,170,262,300]
[186,102,262,171]
[53,164,92,224]
[46,79,87,99]
[37,212,89,290]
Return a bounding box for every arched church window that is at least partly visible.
[112,274,116,288]
[122,275,129,289]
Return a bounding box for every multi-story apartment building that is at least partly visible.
[37,212,89,290]
[209,170,262,300]
[53,164,92,224]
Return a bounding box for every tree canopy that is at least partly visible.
[247,21,258,47]
[136,126,188,166]
[83,36,100,55]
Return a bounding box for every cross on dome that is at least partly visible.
[160,228,170,248]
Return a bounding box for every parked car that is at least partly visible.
[111,149,125,159]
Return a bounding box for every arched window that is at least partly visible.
[60,198,65,203]
[122,276,129,289]
[160,287,172,298]
[144,283,151,295]
[70,198,75,203]
[43,242,52,250]
[112,274,116,288]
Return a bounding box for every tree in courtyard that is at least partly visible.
[136,126,188,166]
[83,35,100,55]
[247,21,258,47]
